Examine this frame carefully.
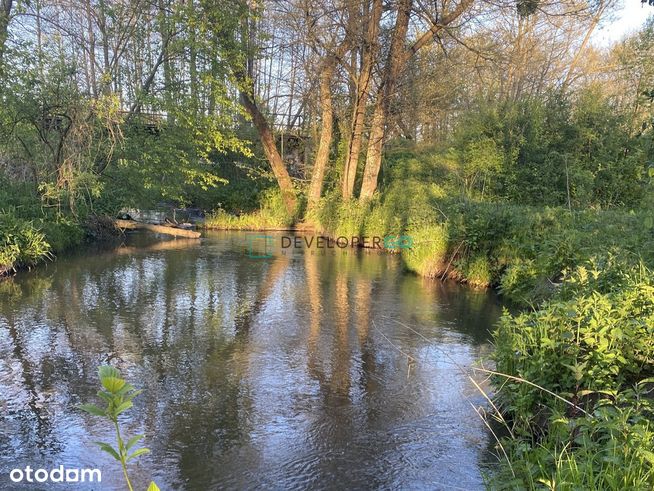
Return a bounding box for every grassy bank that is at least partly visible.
[309,183,653,303]
[208,180,654,488]
[492,262,654,489]
[313,189,654,488]
[0,213,88,276]
[0,181,113,277]
[202,189,295,230]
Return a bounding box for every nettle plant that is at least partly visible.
[80,366,159,491]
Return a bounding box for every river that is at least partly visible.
[0,231,504,490]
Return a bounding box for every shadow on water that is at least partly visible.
[0,231,505,490]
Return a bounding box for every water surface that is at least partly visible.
[0,231,503,490]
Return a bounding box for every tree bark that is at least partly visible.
[359,0,412,200]
[235,1,298,215]
[341,0,382,200]
[0,0,13,68]
[359,0,473,199]
[307,57,336,209]
[84,0,98,97]
[240,90,298,214]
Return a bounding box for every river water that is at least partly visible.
[0,231,503,490]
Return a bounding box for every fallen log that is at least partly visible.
[114,219,201,238]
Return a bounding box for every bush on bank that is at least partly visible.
[0,180,94,276]
[491,262,654,489]
[309,182,653,304]
[203,188,295,230]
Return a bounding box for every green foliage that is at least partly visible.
[0,177,86,273]
[401,223,449,277]
[80,366,158,491]
[311,184,654,300]
[203,188,294,230]
[106,115,249,208]
[437,89,651,208]
[492,267,654,489]
[0,213,51,271]
[496,401,654,490]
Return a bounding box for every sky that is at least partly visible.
[591,0,653,46]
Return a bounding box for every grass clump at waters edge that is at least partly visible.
[203,188,295,230]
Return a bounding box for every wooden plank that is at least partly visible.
[114,219,201,238]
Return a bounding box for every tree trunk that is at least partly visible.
[158,0,174,116]
[308,58,336,209]
[560,1,606,92]
[0,0,13,68]
[188,0,199,113]
[240,90,298,214]
[341,0,382,200]
[359,0,473,199]
[84,0,98,97]
[359,0,412,200]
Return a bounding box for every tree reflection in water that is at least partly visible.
[0,231,503,490]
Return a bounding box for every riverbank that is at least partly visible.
[0,213,120,278]
[311,189,654,488]
[204,185,654,488]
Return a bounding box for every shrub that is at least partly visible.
[0,213,52,272]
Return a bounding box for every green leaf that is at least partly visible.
[98,366,126,393]
[101,376,126,394]
[97,390,113,403]
[126,434,144,451]
[95,442,121,461]
[147,482,161,491]
[115,400,133,416]
[79,404,106,417]
[98,365,122,381]
[124,389,143,402]
[115,383,135,396]
[127,447,150,462]
[639,449,654,465]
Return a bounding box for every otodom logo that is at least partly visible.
[8,465,101,484]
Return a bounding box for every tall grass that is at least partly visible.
[0,213,52,273]
[203,188,295,230]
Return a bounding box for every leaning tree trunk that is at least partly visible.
[240,91,297,214]
[235,0,297,215]
[341,0,382,200]
[307,57,336,209]
[359,0,412,200]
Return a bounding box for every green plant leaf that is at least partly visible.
[638,449,654,465]
[101,376,126,394]
[98,365,122,381]
[115,400,133,416]
[79,403,106,417]
[126,434,144,451]
[147,481,160,491]
[124,389,143,402]
[97,390,113,403]
[95,441,121,461]
[115,383,135,396]
[127,447,150,462]
[98,366,126,393]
